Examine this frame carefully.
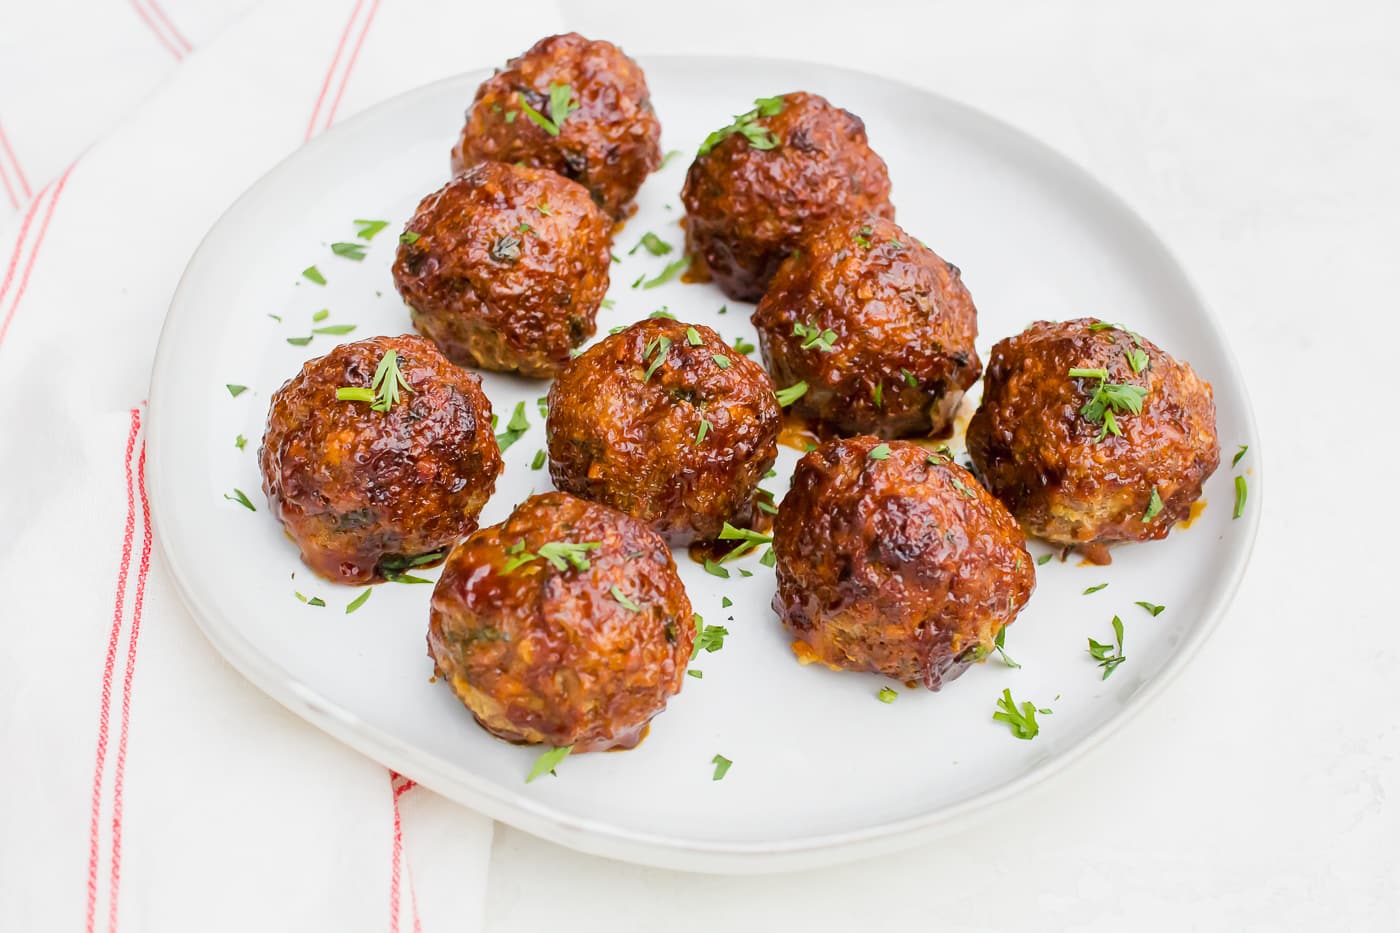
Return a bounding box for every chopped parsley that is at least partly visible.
[353,219,389,240]
[1135,601,1166,617]
[853,224,873,249]
[775,381,808,407]
[1036,552,1053,566]
[712,353,731,369]
[1143,487,1164,522]
[286,335,313,346]
[1125,347,1150,373]
[496,401,531,452]
[877,686,898,704]
[1233,444,1249,467]
[710,754,732,781]
[536,396,549,418]
[691,616,728,657]
[1088,615,1127,679]
[993,689,1048,740]
[868,444,892,460]
[642,335,672,382]
[629,232,672,256]
[641,256,689,289]
[1234,475,1248,519]
[994,627,1021,668]
[295,592,326,607]
[537,541,600,572]
[686,326,703,346]
[697,96,784,155]
[793,321,837,352]
[336,349,412,413]
[312,323,356,335]
[1083,582,1109,595]
[721,596,733,608]
[224,488,255,511]
[703,558,729,579]
[526,745,573,783]
[517,82,579,137]
[345,589,372,614]
[380,550,445,584]
[872,382,884,408]
[759,547,776,568]
[718,522,772,560]
[649,308,676,319]
[609,585,642,612]
[732,337,756,356]
[660,149,682,169]
[530,449,546,470]
[302,265,326,285]
[399,231,420,245]
[313,308,329,322]
[234,434,247,450]
[331,241,367,261]
[695,419,712,444]
[226,384,247,397]
[902,369,918,387]
[1068,367,1148,441]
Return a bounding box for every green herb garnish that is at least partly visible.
[718,522,772,560]
[868,444,891,460]
[1233,445,1248,467]
[712,353,731,369]
[793,321,837,352]
[302,265,326,285]
[530,449,546,470]
[526,745,573,783]
[1143,487,1164,522]
[345,589,372,614]
[517,83,579,137]
[224,488,255,511]
[226,384,247,397]
[1088,615,1126,679]
[313,324,356,335]
[1234,475,1247,519]
[641,256,689,289]
[234,434,247,450]
[1068,367,1148,441]
[353,219,389,240]
[609,585,642,612]
[710,754,732,781]
[630,232,673,256]
[1135,601,1165,617]
[775,381,808,407]
[703,558,729,579]
[994,627,1021,668]
[399,231,420,245]
[695,419,712,444]
[496,401,530,452]
[337,349,412,413]
[643,336,672,382]
[993,689,1048,740]
[698,96,784,155]
[331,241,367,261]
[877,686,898,704]
[1083,582,1108,595]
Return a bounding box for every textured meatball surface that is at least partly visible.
[451,32,661,220]
[393,161,610,378]
[428,492,695,753]
[965,318,1220,550]
[546,319,780,545]
[681,91,894,302]
[259,335,502,584]
[773,437,1035,690]
[754,215,980,439]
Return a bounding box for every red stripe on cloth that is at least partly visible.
[0,177,51,310]
[322,0,382,132]
[84,409,142,933]
[146,0,193,54]
[389,772,405,933]
[305,0,365,142]
[0,163,74,351]
[107,434,153,933]
[127,0,185,60]
[0,162,16,210]
[0,122,31,199]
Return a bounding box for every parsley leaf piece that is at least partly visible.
[641,256,690,289]
[732,337,756,355]
[688,669,704,679]
[692,617,729,658]
[721,596,733,608]
[530,449,546,470]
[1083,582,1109,595]
[660,149,682,169]
[336,387,375,403]
[1233,444,1249,467]
[630,232,673,256]
[536,396,549,418]
[350,349,413,412]
[1135,601,1166,617]
[775,381,808,407]
[994,627,1021,668]
[526,745,573,783]
[643,336,672,382]
[649,308,676,319]
[305,596,327,607]
[226,384,247,397]
[224,488,256,511]
[686,326,703,346]
[399,231,420,245]
[1087,615,1127,679]
[1234,475,1248,519]
[537,540,601,572]
[302,265,326,285]
[331,241,367,261]
[718,522,773,560]
[1036,552,1053,566]
[993,689,1044,740]
[712,353,731,369]
[902,369,918,387]
[609,585,642,612]
[234,434,247,450]
[868,444,892,460]
[1069,367,1149,441]
[703,558,730,579]
[345,589,372,614]
[313,324,356,335]
[877,686,898,704]
[1143,487,1164,522]
[496,401,530,452]
[695,419,712,444]
[353,219,389,240]
[313,308,329,322]
[698,96,785,155]
[286,335,314,346]
[793,321,838,352]
[500,540,538,575]
[1126,347,1150,373]
[759,547,776,568]
[711,754,732,781]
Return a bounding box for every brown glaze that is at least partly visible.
[773,438,1035,690]
[754,215,980,439]
[681,92,894,302]
[259,335,502,585]
[392,161,610,378]
[427,492,694,753]
[965,318,1220,548]
[546,318,780,545]
[451,32,661,220]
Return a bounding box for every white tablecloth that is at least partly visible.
[1,1,1395,930]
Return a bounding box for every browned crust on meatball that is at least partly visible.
[772,437,1034,690]
[392,161,610,378]
[451,32,662,220]
[681,91,894,302]
[965,318,1220,548]
[545,319,780,545]
[259,335,502,585]
[754,215,981,438]
[427,492,695,753]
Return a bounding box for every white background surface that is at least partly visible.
[2,0,1394,929]
[483,2,1399,930]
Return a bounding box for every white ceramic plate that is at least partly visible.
[148,57,1261,873]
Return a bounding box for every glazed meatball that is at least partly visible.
[773,437,1035,690]
[546,319,780,545]
[965,318,1220,555]
[260,335,502,584]
[451,32,661,220]
[681,91,894,302]
[428,492,695,752]
[754,215,980,439]
[393,161,610,378]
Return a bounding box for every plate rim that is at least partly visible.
[147,53,1263,872]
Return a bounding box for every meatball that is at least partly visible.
[393,161,610,378]
[428,492,695,752]
[681,91,894,302]
[965,318,1220,554]
[773,437,1035,690]
[546,318,780,545]
[260,335,502,584]
[450,32,661,220]
[754,215,980,439]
